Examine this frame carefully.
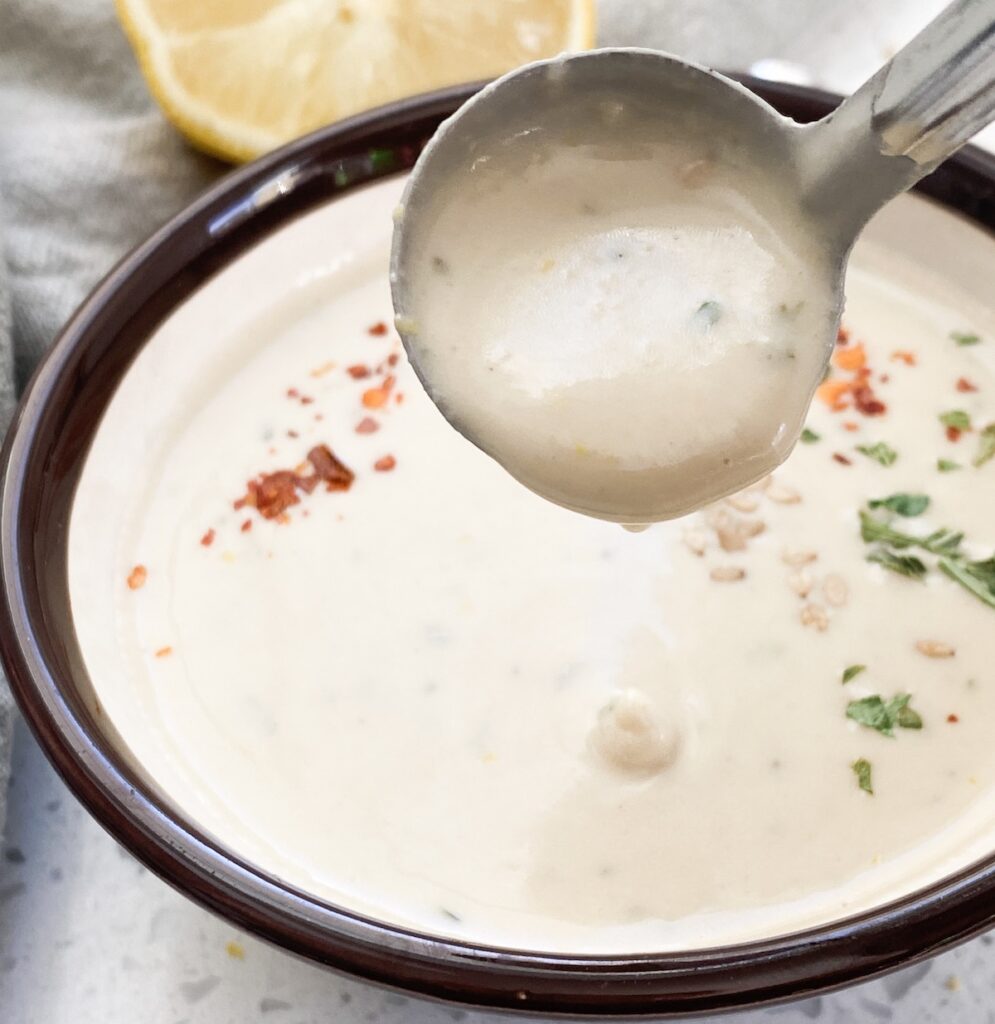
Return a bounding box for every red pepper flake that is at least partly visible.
[890,350,917,366]
[307,444,355,491]
[235,445,354,520]
[247,471,301,519]
[374,455,397,472]
[347,364,371,379]
[355,416,380,434]
[362,375,395,409]
[127,565,147,590]
[395,392,405,405]
[286,387,300,399]
[387,352,400,367]
[947,713,960,724]
[842,421,859,432]
[368,321,388,336]
[946,425,963,442]
[836,325,850,344]
[200,529,216,548]
[852,385,886,416]
[300,395,314,406]
[879,373,890,383]
[832,452,852,465]
[956,377,978,393]
[287,429,299,439]
[155,646,173,659]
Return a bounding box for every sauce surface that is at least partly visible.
[68,178,995,953]
[394,76,839,522]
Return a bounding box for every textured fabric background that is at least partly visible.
[0,0,221,838]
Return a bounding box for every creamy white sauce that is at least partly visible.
[68,178,995,953]
[395,105,838,522]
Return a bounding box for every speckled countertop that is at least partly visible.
[2,2,995,1021]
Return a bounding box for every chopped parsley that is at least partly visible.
[939,556,995,610]
[940,409,972,431]
[975,424,995,468]
[851,758,874,794]
[856,442,898,466]
[859,509,917,548]
[951,330,982,346]
[867,548,928,578]
[868,493,929,517]
[858,510,962,555]
[842,664,866,684]
[800,427,821,444]
[937,458,962,472]
[846,694,923,737]
[921,528,965,555]
[858,499,995,612]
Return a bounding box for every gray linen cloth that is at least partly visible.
[0,0,220,836]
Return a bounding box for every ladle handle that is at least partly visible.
[801,0,995,245]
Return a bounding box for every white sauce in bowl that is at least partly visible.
[68,177,995,953]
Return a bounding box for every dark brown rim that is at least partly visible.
[2,77,995,1017]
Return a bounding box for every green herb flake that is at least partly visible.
[939,556,995,610]
[921,528,964,555]
[895,703,924,730]
[937,458,962,472]
[859,511,962,557]
[859,510,917,549]
[694,300,722,330]
[368,147,396,173]
[856,442,898,467]
[974,424,995,468]
[951,331,982,346]
[851,758,874,794]
[940,409,972,431]
[842,664,867,684]
[846,693,923,737]
[867,548,928,578]
[868,493,930,517]
[800,427,821,444]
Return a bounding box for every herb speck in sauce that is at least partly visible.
[851,758,874,794]
[693,300,722,330]
[847,694,923,737]
[856,442,898,466]
[868,493,929,517]
[940,409,972,432]
[975,424,995,468]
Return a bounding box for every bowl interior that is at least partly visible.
[3,78,995,1016]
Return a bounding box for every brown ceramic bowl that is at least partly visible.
[2,79,995,1017]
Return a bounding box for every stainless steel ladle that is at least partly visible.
[391,0,995,522]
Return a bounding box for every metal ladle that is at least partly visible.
[391,0,995,522]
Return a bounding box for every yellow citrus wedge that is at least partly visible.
[117,0,596,162]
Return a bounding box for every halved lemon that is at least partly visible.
[117,0,596,162]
